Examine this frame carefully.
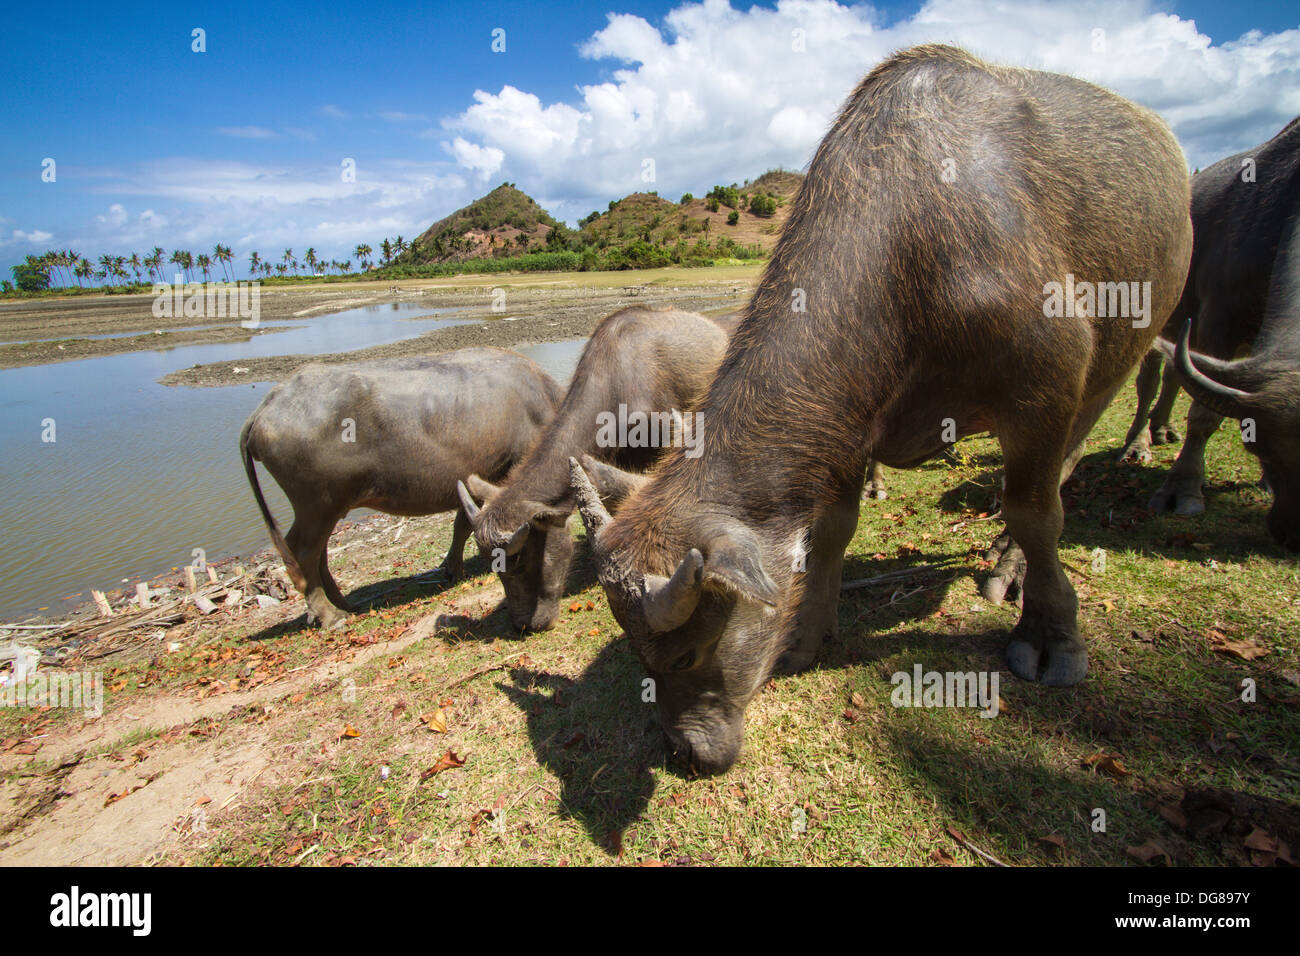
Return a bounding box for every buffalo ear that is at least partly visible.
[702,528,780,607]
[580,454,648,507]
[465,474,503,503]
[528,504,573,529]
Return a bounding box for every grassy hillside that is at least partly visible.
[401,184,564,265]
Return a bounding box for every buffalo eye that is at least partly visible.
[670,649,696,671]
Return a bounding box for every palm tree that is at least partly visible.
[197,254,213,281]
[74,259,93,287]
[98,254,115,287]
[248,251,261,279]
[282,249,296,275]
[380,239,392,266]
[353,244,371,271]
[304,247,318,275]
[129,253,143,283]
[215,244,233,282]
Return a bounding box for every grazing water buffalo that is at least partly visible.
[569,44,1191,774]
[241,349,562,629]
[456,307,735,632]
[1144,118,1300,549]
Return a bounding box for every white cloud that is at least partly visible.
[445,136,505,175]
[444,0,1300,219]
[7,229,53,245]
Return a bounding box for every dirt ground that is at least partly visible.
[0,270,757,384]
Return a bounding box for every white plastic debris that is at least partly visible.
[0,643,41,680]
[380,765,390,780]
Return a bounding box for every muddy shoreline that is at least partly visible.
[0,274,754,386]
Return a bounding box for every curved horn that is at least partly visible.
[456,480,482,523]
[568,457,612,539]
[642,548,705,633]
[1174,320,1254,420]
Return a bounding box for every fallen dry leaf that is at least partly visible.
[420,709,447,733]
[420,750,466,781]
[1082,752,1132,778]
[1208,630,1271,661]
[338,724,361,740]
[1125,840,1171,865]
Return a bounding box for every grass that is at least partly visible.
[4,377,1296,866]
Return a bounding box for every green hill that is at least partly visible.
[399,183,563,265]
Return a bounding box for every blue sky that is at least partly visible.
[3,0,1298,279]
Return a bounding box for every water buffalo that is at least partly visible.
[1145,118,1300,549]
[456,307,735,632]
[241,349,562,629]
[569,44,1192,774]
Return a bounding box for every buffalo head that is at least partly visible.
[568,457,791,775]
[457,476,573,631]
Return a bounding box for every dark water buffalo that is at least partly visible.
[569,45,1191,774]
[456,307,734,632]
[241,349,562,628]
[1144,118,1300,549]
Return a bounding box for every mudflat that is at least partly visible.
[0,268,757,384]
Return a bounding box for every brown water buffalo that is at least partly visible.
[456,307,734,632]
[569,44,1192,774]
[241,349,562,629]
[1146,118,1300,549]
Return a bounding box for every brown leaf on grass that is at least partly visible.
[842,708,859,723]
[390,702,407,720]
[12,742,40,756]
[1082,752,1132,777]
[1125,840,1171,865]
[420,709,447,733]
[1156,803,1188,830]
[1038,834,1067,851]
[929,847,955,865]
[636,859,666,867]
[1208,631,1271,661]
[420,750,465,781]
[1243,828,1296,867]
[568,602,583,613]
[587,628,600,637]
[850,692,865,708]
[338,724,361,740]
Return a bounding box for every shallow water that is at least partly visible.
[0,299,586,619]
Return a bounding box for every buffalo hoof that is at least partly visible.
[1006,638,1088,686]
[981,533,1025,605]
[864,484,888,501]
[437,561,464,583]
[1116,442,1152,465]
[1006,612,1087,686]
[1149,480,1205,516]
[1151,425,1180,446]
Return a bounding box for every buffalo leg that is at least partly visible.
[776,471,864,673]
[863,458,888,501]
[1117,350,1162,463]
[1148,360,1182,445]
[436,506,472,581]
[285,513,349,629]
[1149,401,1223,516]
[319,543,352,612]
